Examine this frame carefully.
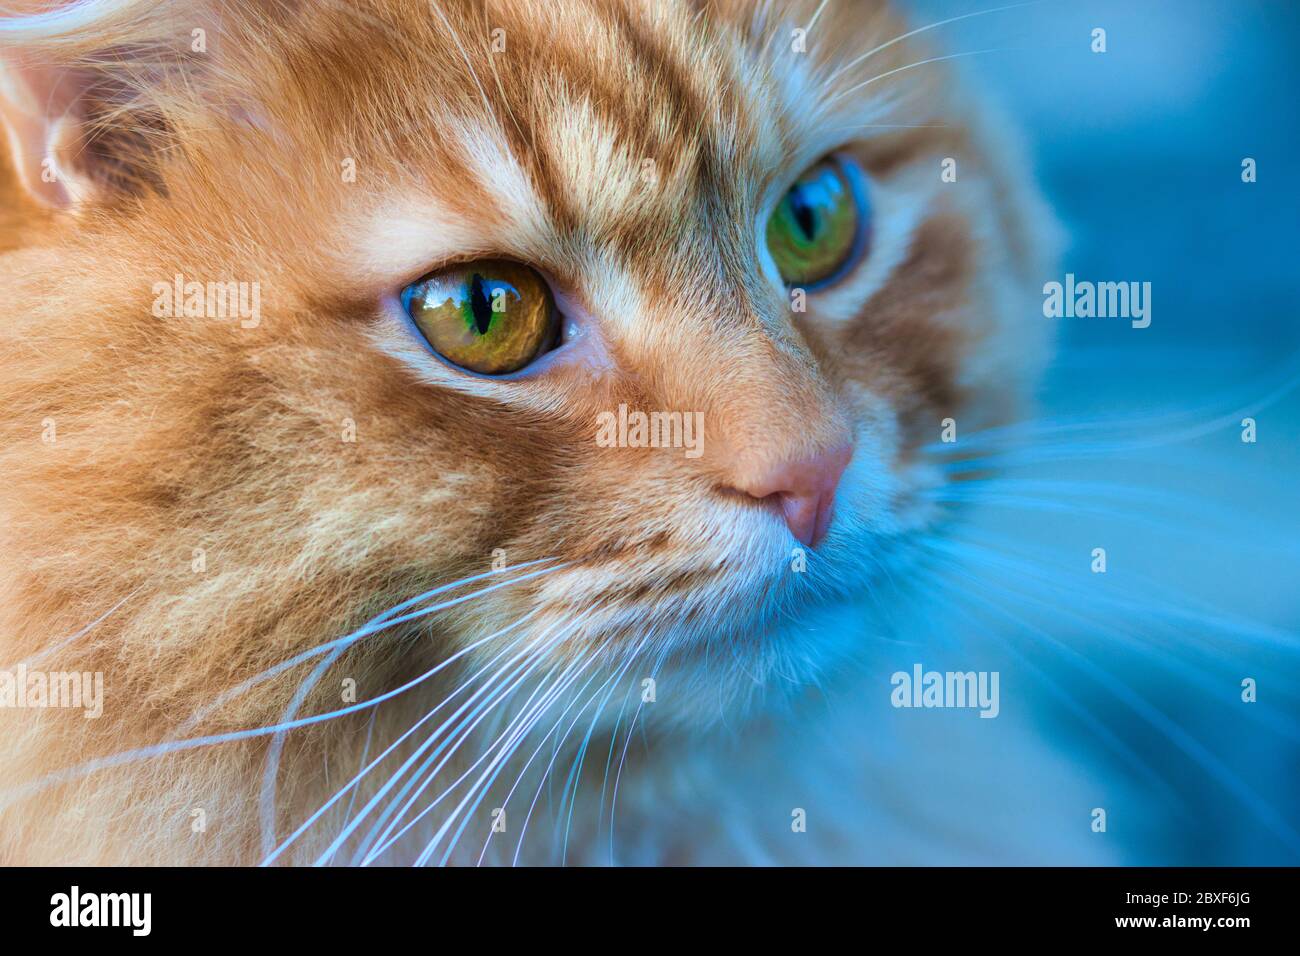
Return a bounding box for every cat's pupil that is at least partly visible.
[468,274,493,335]
[790,188,818,241]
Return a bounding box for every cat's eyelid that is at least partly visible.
[340,199,493,291]
[760,144,865,217]
[403,255,548,289]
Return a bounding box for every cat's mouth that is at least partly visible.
[512,447,923,666]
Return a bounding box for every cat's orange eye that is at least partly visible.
[401,260,560,375]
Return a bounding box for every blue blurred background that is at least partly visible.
[888,0,1300,864]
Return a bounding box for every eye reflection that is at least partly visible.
[766,155,869,289]
[401,260,558,375]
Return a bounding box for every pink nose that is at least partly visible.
[736,444,853,548]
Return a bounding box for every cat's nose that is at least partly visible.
[734,443,853,548]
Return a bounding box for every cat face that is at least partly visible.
[0,0,1052,733]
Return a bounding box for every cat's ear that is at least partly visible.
[0,1,195,210]
[0,54,95,207]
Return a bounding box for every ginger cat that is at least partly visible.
[0,0,1060,865]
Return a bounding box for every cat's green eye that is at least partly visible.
[766,155,868,288]
[401,260,559,375]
